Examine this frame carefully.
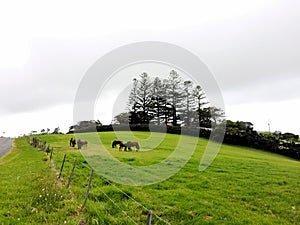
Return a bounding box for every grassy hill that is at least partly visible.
[1,132,300,224]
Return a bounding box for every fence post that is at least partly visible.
[36,138,39,148]
[146,211,152,225]
[49,147,53,161]
[56,150,58,169]
[46,144,50,154]
[67,158,77,188]
[58,154,66,178]
[81,169,94,211]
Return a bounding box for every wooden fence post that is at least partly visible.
[43,141,47,152]
[67,158,77,188]
[58,154,66,178]
[146,211,153,225]
[55,150,58,169]
[46,144,50,154]
[36,138,39,148]
[81,169,94,211]
[49,147,53,161]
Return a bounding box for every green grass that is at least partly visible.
[1,132,300,224]
[0,139,83,224]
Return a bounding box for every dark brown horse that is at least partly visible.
[119,142,127,151]
[69,137,76,147]
[112,140,123,148]
[112,140,128,151]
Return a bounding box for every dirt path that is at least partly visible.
[0,138,13,157]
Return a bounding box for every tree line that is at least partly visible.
[114,70,224,127]
[30,127,60,135]
[220,120,300,160]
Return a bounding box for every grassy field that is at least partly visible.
[1,131,300,224]
[0,138,82,224]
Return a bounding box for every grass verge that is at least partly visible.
[0,138,84,225]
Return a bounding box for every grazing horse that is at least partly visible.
[78,139,88,149]
[118,142,127,151]
[70,138,76,147]
[125,141,140,151]
[112,140,128,151]
[112,140,123,148]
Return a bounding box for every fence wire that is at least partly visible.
[26,137,171,225]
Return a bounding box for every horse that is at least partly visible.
[77,139,88,149]
[70,137,76,147]
[112,140,123,148]
[111,140,127,151]
[125,141,140,152]
[118,142,128,151]
[112,140,128,151]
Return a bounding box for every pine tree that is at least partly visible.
[128,73,153,124]
[193,85,208,127]
[137,72,153,124]
[128,78,139,124]
[182,80,196,126]
[150,77,163,125]
[167,70,184,125]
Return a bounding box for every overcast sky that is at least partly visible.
[0,0,299,137]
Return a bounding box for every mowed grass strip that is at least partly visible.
[0,138,83,225]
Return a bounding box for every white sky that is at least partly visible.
[0,0,299,137]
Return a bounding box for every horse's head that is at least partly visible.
[135,142,140,150]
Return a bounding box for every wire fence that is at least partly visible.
[26,136,171,225]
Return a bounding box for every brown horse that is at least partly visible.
[78,139,88,149]
[125,141,140,152]
[119,142,127,151]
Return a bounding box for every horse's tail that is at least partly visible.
[112,141,115,148]
[136,142,140,150]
